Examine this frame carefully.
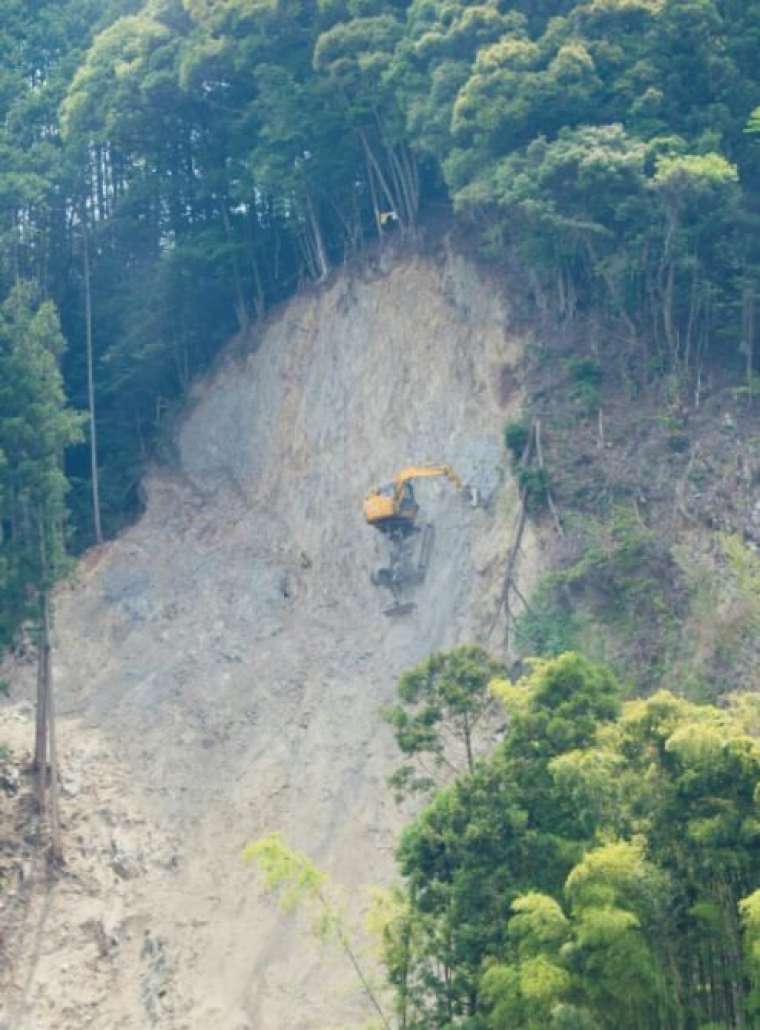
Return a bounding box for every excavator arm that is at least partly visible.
[392,464,462,497]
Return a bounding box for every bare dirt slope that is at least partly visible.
[0,243,534,1029]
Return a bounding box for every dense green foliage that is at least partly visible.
[383,644,506,796]
[379,650,760,1028]
[0,285,83,648]
[0,0,758,571]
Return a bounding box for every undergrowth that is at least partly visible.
[515,507,682,690]
[517,524,760,699]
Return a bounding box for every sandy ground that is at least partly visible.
[0,243,537,1029]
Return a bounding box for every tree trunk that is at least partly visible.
[743,286,756,384]
[33,518,63,862]
[401,143,420,216]
[683,260,700,374]
[34,628,48,811]
[359,130,402,229]
[365,156,383,239]
[220,203,249,332]
[248,210,266,318]
[387,143,418,231]
[663,261,678,364]
[42,586,63,864]
[82,217,103,545]
[463,711,474,773]
[305,193,329,282]
[94,144,105,222]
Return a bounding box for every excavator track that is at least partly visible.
[414,523,434,582]
[382,600,416,617]
[372,522,434,615]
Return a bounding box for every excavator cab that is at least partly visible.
[363,480,418,532]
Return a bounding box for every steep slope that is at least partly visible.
[0,245,534,1029]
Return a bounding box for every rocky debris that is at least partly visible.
[110,834,142,880]
[1,249,533,1028]
[0,755,19,797]
[141,931,174,1025]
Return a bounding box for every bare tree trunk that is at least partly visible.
[327,190,361,260]
[93,145,103,221]
[402,143,419,215]
[248,210,266,318]
[33,521,63,862]
[683,261,700,373]
[305,193,328,282]
[12,208,21,284]
[365,156,383,239]
[82,217,103,545]
[251,254,265,319]
[298,230,318,282]
[387,145,412,226]
[103,143,114,220]
[743,286,756,384]
[220,203,249,331]
[388,143,419,230]
[34,629,47,812]
[296,208,321,282]
[463,711,474,773]
[42,587,63,864]
[663,261,678,365]
[359,130,402,229]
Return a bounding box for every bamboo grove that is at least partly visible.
[250,650,760,1028]
[378,650,760,1029]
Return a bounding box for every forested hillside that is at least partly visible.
[2,0,760,573]
[3,2,760,1028]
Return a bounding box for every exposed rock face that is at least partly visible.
[0,245,534,1029]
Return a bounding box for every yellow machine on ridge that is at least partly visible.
[364,464,464,615]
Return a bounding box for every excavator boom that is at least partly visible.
[393,465,462,491]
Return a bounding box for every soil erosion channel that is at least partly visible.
[2,248,532,1029]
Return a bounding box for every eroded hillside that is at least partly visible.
[0,245,534,1029]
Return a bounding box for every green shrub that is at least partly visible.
[572,381,601,416]
[515,595,581,657]
[667,432,690,452]
[517,466,550,512]
[733,373,760,401]
[568,357,603,386]
[504,419,530,462]
[568,357,603,417]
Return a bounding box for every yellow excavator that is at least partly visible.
[364,465,463,615]
[363,465,463,533]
